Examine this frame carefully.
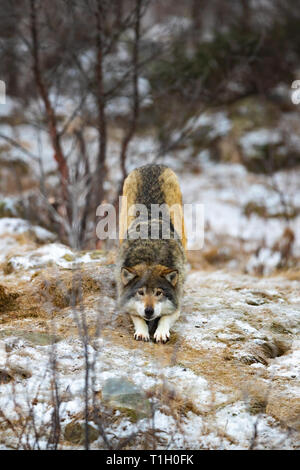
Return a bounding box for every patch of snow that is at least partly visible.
[0,217,55,241]
[268,345,300,383]
[6,243,74,270]
[0,96,17,117]
[185,111,232,139]
[179,163,300,257]
[246,248,282,275]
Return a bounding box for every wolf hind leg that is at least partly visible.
[131,315,150,342]
[154,310,180,343]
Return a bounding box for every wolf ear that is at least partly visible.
[164,270,178,287]
[121,268,136,286]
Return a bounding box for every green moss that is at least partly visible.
[117,407,140,423]
[89,250,104,260]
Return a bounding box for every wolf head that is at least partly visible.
[118,264,180,321]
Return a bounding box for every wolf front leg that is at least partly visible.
[154,310,180,343]
[130,315,150,342]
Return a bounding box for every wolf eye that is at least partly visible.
[137,289,144,296]
[155,290,163,297]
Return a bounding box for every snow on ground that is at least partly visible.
[0,218,54,240]
[1,93,299,269]
[239,128,282,156]
[0,218,56,264]
[179,162,300,259]
[184,111,232,139]
[0,221,299,449]
[0,96,299,448]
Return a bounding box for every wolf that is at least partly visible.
[115,164,187,343]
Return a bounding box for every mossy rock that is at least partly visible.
[102,377,152,422]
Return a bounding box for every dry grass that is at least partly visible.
[0,284,19,313]
[0,255,299,448]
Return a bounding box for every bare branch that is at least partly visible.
[94,0,107,209]
[119,0,143,183]
[29,0,69,198]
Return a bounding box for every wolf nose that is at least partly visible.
[145,307,154,318]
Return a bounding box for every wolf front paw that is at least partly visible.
[134,331,150,342]
[153,328,170,344]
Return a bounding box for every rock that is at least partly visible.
[64,421,99,445]
[102,377,152,421]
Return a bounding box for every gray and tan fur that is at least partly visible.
[115,164,187,343]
